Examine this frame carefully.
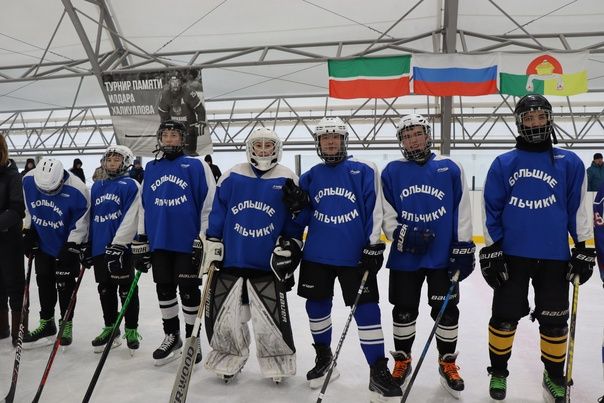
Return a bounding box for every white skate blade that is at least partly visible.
[369,391,402,403]
[129,348,137,357]
[218,373,240,384]
[439,376,461,399]
[94,338,122,353]
[153,348,182,366]
[541,384,563,403]
[22,337,54,350]
[309,368,340,389]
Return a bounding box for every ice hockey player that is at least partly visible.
[381,114,474,398]
[593,177,604,403]
[21,157,90,348]
[135,120,215,366]
[86,145,142,354]
[481,94,594,402]
[203,127,304,384]
[282,117,402,401]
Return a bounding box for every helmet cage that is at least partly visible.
[102,145,135,178]
[515,108,553,143]
[157,120,186,155]
[396,114,432,162]
[314,117,349,164]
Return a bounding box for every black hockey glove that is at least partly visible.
[393,224,435,254]
[192,236,203,274]
[22,227,39,258]
[105,244,129,281]
[80,242,94,269]
[282,178,310,215]
[479,243,508,289]
[449,241,476,281]
[57,242,82,268]
[359,243,386,275]
[132,235,151,273]
[567,246,596,285]
[270,236,303,291]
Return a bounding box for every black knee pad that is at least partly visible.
[156,283,177,301]
[430,304,459,323]
[97,283,111,296]
[489,318,518,332]
[179,286,200,306]
[392,306,418,324]
[539,325,568,337]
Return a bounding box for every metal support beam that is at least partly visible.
[439,0,458,156]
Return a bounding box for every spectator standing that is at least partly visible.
[21,158,36,177]
[70,158,86,183]
[204,155,222,182]
[587,152,604,191]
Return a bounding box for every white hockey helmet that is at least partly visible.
[314,117,348,164]
[396,114,432,163]
[34,158,65,195]
[246,127,282,171]
[102,145,135,177]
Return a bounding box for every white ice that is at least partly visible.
[1,246,602,403]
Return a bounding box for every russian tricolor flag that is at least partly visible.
[412,54,498,96]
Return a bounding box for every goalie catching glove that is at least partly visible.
[270,236,303,291]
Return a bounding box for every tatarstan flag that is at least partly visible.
[328,56,411,99]
[499,52,588,96]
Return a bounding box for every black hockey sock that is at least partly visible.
[98,282,118,326]
[120,284,139,329]
[37,274,57,320]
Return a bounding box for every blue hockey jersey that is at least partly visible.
[206,163,304,271]
[594,187,604,276]
[381,153,472,271]
[23,170,90,257]
[140,155,215,253]
[295,157,383,267]
[483,147,591,260]
[90,175,140,257]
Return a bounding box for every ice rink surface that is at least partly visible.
[1,245,602,403]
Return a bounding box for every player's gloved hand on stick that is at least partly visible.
[567,245,596,285]
[282,178,310,214]
[132,234,151,273]
[393,223,435,254]
[192,236,203,273]
[80,242,94,269]
[449,241,476,281]
[359,243,386,275]
[22,227,39,257]
[202,237,224,274]
[479,242,508,289]
[270,236,303,291]
[57,242,82,267]
[105,244,129,280]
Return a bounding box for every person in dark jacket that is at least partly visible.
[0,134,26,346]
[587,152,604,191]
[204,155,222,182]
[128,159,144,184]
[69,158,86,183]
[21,158,36,177]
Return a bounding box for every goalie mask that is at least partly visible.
[157,120,186,156]
[397,114,432,163]
[102,145,135,178]
[246,127,282,171]
[514,94,553,144]
[34,158,65,195]
[314,117,348,164]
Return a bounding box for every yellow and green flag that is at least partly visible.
[499,52,588,96]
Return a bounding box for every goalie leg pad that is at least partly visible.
[247,274,296,378]
[204,272,250,376]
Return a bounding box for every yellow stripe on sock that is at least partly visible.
[541,334,567,363]
[488,326,516,356]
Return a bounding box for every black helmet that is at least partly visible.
[514,94,553,143]
[157,120,186,155]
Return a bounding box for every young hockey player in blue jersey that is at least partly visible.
[381,114,474,398]
[87,145,142,354]
[282,117,402,401]
[480,94,595,402]
[135,120,215,366]
[21,158,90,348]
[203,128,304,384]
[593,182,604,403]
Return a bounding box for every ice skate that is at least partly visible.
[390,351,412,389]
[368,357,403,403]
[218,370,242,384]
[22,318,56,349]
[307,343,339,389]
[542,370,565,403]
[153,333,182,366]
[487,367,508,400]
[59,319,73,349]
[438,352,464,399]
[124,327,142,356]
[272,376,283,384]
[91,326,121,353]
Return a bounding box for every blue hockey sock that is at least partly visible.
[306,299,333,347]
[354,302,385,366]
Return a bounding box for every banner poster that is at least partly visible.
[101,68,212,157]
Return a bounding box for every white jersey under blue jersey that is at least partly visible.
[483,147,592,260]
[23,171,90,258]
[206,163,304,271]
[140,154,215,254]
[296,156,383,267]
[382,153,472,271]
[90,175,140,257]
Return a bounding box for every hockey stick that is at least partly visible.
[2,255,34,403]
[316,269,370,403]
[32,265,86,403]
[401,271,460,403]
[168,263,218,403]
[82,270,143,403]
[564,275,580,403]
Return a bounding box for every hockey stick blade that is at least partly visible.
[170,336,199,403]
